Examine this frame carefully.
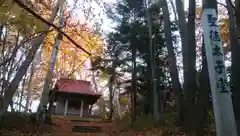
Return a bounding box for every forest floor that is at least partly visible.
[0,113,216,136]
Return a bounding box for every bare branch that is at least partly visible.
[0,30,51,67]
[217,2,227,8]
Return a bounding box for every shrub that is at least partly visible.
[0,112,53,134]
[0,112,31,129]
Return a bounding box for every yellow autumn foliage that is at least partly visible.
[0,0,45,34]
[196,7,230,53]
[196,7,202,19]
[119,97,129,104]
[219,18,229,43]
[42,22,103,78]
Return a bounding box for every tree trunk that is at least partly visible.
[144,0,159,121]
[24,63,35,113]
[99,97,105,119]
[18,74,27,111]
[183,0,198,131]
[157,84,165,121]
[174,0,189,100]
[37,0,65,122]
[108,74,114,120]
[131,43,137,125]
[235,0,240,34]
[92,70,98,92]
[47,88,56,124]
[1,34,21,96]
[0,25,3,39]
[194,43,210,135]
[163,0,184,125]
[0,0,61,116]
[116,89,122,120]
[174,0,190,127]
[229,0,240,134]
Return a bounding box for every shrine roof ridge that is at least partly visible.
[54,78,101,96]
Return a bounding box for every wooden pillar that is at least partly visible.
[64,99,68,116]
[80,100,84,117]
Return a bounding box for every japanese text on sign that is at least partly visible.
[207,13,229,94]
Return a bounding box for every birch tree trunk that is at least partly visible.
[107,64,116,120]
[92,72,98,92]
[37,0,65,121]
[1,34,20,96]
[24,63,35,113]
[18,74,27,111]
[0,0,61,115]
[115,88,122,120]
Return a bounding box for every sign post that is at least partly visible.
[202,8,237,136]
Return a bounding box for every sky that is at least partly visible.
[67,0,116,33]
[67,0,193,33]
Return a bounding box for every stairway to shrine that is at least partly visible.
[52,116,119,136]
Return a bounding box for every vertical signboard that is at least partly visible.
[202,8,237,136]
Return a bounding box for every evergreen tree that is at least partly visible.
[105,0,176,119]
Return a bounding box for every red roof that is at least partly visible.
[55,78,101,96]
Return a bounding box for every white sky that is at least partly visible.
[67,0,116,32]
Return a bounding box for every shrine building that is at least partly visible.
[49,78,101,117]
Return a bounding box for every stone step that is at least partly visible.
[72,132,107,136]
[71,122,114,127]
[71,119,91,122]
[52,116,117,135]
[72,126,102,133]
